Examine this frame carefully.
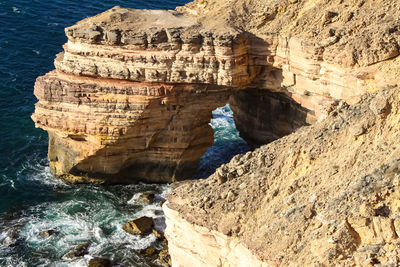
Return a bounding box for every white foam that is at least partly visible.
[12,7,20,13]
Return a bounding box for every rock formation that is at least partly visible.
[165,87,400,266]
[32,1,399,183]
[162,0,400,266]
[32,7,252,183]
[32,1,400,264]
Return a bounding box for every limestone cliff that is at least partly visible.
[32,0,399,183]
[163,0,400,266]
[31,0,400,265]
[166,87,400,266]
[32,7,253,183]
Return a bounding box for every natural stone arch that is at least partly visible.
[32,6,394,183]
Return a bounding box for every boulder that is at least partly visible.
[38,229,55,238]
[88,258,112,267]
[64,242,90,259]
[122,216,154,235]
[137,192,155,205]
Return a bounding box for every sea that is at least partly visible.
[0,0,249,266]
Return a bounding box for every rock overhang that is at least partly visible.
[32,2,400,184]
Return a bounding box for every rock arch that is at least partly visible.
[32,6,395,183]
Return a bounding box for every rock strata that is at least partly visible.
[165,87,400,266]
[31,0,400,265]
[32,1,400,182]
[31,6,258,183]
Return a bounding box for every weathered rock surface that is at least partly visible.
[32,1,400,183]
[32,70,229,183]
[178,0,400,147]
[63,242,90,259]
[30,0,400,265]
[31,7,258,183]
[88,258,112,267]
[165,87,400,266]
[122,216,154,235]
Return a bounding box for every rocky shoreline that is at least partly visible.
[31,0,400,265]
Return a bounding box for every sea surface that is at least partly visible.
[0,0,249,265]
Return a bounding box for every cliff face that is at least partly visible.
[31,0,400,265]
[32,1,399,183]
[162,0,400,266]
[166,87,400,266]
[33,71,230,183]
[32,7,256,183]
[179,0,400,147]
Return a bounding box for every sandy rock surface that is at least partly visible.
[167,86,400,265]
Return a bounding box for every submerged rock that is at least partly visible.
[64,242,90,259]
[155,249,172,267]
[38,229,55,238]
[88,258,112,267]
[122,216,154,235]
[152,229,164,240]
[137,192,156,205]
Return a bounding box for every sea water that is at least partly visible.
[0,1,249,265]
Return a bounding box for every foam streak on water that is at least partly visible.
[0,0,249,265]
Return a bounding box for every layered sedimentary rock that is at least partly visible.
[177,0,400,147]
[30,0,400,266]
[162,0,400,266]
[33,1,400,183]
[33,71,229,183]
[32,7,260,183]
[229,89,310,148]
[166,87,400,266]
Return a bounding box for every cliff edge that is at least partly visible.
[163,0,400,266]
[30,1,400,264]
[166,87,400,266]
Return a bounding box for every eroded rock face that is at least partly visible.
[165,87,400,266]
[32,7,254,183]
[33,2,399,185]
[230,89,311,148]
[57,7,259,87]
[33,71,229,183]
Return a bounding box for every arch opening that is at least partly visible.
[193,104,250,179]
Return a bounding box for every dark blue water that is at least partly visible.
[0,0,249,265]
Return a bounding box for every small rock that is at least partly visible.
[227,173,235,180]
[88,258,112,267]
[349,124,366,136]
[39,229,55,238]
[303,205,315,219]
[106,30,119,44]
[155,249,172,267]
[152,229,164,239]
[145,248,155,256]
[232,225,241,234]
[369,96,388,115]
[308,194,318,203]
[226,191,237,202]
[320,36,339,47]
[321,11,339,25]
[64,242,90,259]
[285,207,296,218]
[137,192,155,204]
[217,173,227,185]
[236,167,245,176]
[123,216,154,235]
